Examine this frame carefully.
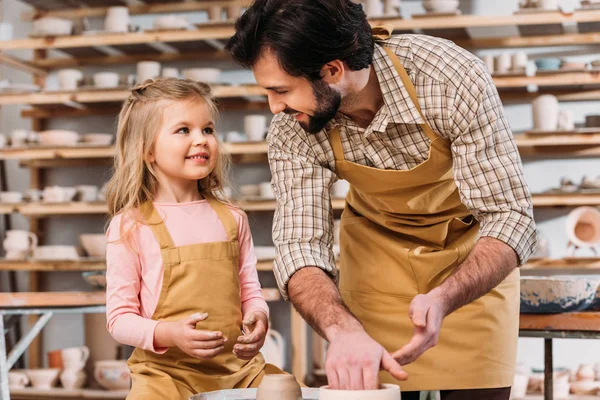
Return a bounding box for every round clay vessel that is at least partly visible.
[319,383,401,400]
[256,374,301,400]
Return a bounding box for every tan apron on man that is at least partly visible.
[331,36,520,391]
[127,195,282,399]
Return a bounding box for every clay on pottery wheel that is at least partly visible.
[256,374,302,400]
[319,383,401,400]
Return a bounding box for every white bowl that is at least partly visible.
[43,186,77,202]
[32,17,72,36]
[33,245,80,260]
[38,130,80,146]
[319,384,400,400]
[25,368,60,389]
[93,72,120,89]
[80,234,107,257]
[81,133,114,146]
[182,68,221,83]
[422,0,460,13]
[94,360,131,391]
[0,191,23,204]
[153,15,189,30]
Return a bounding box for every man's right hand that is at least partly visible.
[325,328,408,390]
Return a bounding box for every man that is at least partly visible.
[227,1,536,398]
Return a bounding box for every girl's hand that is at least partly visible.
[234,311,268,360]
[157,313,227,360]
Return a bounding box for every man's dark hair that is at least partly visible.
[225,0,375,81]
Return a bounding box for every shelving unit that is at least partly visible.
[0,2,598,399]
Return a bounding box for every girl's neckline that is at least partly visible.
[153,199,208,206]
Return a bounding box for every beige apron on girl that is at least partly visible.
[127,196,282,399]
[331,42,520,391]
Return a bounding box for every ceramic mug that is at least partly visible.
[47,349,64,369]
[244,115,267,142]
[59,369,86,390]
[136,61,161,83]
[8,371,29,389]
[532,94,559,131]
[495,53,512,74]
[61,346,90,366]
[3,230,38,260]
[105,6,130,33]
[57,69,83,91]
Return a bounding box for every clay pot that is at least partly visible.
[25,368,60,389]
[532,95,559,131]
[320,383,401,400]
[60,369,86,390]
[566,206,600,255]
[94,360,131,390]
[256,374,302,400]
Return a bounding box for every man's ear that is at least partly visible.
[320,60,345,85]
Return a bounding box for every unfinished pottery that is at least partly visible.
[137,61,161,83]
[32,17,72,36]
[256,374,302,400]
[565,206,600,255]
[320,383,401,400]
[3,230,37,259]
[25,368,60,389]
[520,275,600,313]
[8,370,29,389]
[532,95,559,131]
[94,360,131,390]
[105,6,130,33]
[60,369,86,390]
[422,0,459,13]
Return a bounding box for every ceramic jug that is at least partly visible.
[3,230,38,259]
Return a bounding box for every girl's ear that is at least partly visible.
[147,148,155,163]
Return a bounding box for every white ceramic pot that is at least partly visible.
[80,234,107,257]
[244,115,268,142]
[38,130,80,146]
[565,206,600,253]
[0,22,13,41]
[94,360,131,391]
[93,72,120,89]
[153,15,189,30]
[105,6,130,33]
[225,131,247,143]
[136,61,161,83]
[260,329,285,369]
[82,133,114,146]
[33,245,80,260]
[32,17,72,36]
[60,369,86,390]
[557,110,574,131]
[182,68,221,83]
[8,371,29,389]
[57,69,83,91]
[3,230,37,260]
[43,186,78,203]
[495,53,512,74]
[0,134,6,148]
[512,51,528,71]
[422,0,459,13]
[162,67,179,78]
[532,94,559,131]
[10,129,30,147]
[320,383,401,400]
[0,191,23,203]
[25,368,60,390]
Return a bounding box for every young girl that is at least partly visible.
[104,78,283,399]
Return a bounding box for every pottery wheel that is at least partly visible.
[191,388,320,399]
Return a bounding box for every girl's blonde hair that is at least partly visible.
[105,78,231,241]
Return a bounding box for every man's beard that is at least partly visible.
[285,79,341,134]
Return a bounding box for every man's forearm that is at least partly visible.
[287,266,363,341]
[431,236,519,316]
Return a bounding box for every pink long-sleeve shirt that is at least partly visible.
[105,200,269,353]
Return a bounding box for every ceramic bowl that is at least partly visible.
[81,133,114,146]
[43,186,77,202]
[32,17,72,36]
[82,271,107,291]
[33,245,80,260]
[25,368,60,389]
[256,374,301,400]
[94,360,131,391]
[422,0,459,13]
[80,234,107,257]
[0,191,23,203]
[38,130,80,146]
[535,58,562,71]
[182,68,221,83]
[93,72,120,89]
[520,275,600,313]
[153,15,189,30]
[320,383,401,400]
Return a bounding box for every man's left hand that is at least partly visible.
[391,291,448,365]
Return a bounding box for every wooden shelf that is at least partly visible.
[514,133,600,157]
[520,312,600,332]
[522,258,600,270]
[494,71,600,89]
[18,202,108,216]
[0,258,105,271]
[531,193,600,207]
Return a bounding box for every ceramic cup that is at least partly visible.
[25,368,60,390]
[244,115,267,142]
[256,374,302,400]
[105,6,130,33]
[59,369,86,390]
[57,69,83,91]
[0,134,7,148]
[557,110,574,131]
[61,346,90,368]
[136,61,161,83]
[3,230,38,260]
[512,51,528,71]
[162,67,179,78]
[47,349,64,369]
[93,72,120,89]
[532,94,559,131]
[495,53,512,74]
[8,371,29,389]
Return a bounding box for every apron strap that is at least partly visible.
[382,47,438,142]
[140,201,176,250]
[204,194,239,243]
[329,127,345,162]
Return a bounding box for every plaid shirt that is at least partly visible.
[267,34,536,299]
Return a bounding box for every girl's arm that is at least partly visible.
[105,215,168,354]
[237,213,269,323]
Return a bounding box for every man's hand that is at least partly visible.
[391,292,447,365]
[325,328,408,390]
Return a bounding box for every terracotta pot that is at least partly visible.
[256,374,302,400]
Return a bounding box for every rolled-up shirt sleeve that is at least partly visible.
[446,60,537,264]
[267,114,338,300]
